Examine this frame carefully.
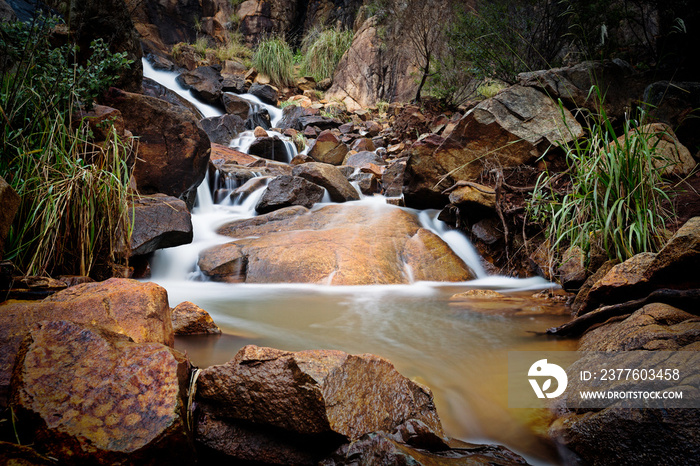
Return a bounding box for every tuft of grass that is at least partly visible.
[193,36,209,58]
[215,32,253,61]
[252,36,295,88]
[279,100,301,109]
[301,27,354,82]
[477,80,506,99]
[528,86,675,264]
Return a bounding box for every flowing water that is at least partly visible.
[143,60,577,465]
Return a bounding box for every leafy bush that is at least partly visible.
[252,36,295,88]
[1,15,134,276]
[301,27,354,82]
[528,87,674,264]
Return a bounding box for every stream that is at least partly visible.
[142,59,577,465]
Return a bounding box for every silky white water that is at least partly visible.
[143,61,573,465]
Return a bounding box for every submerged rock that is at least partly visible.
[10,320,192,464]
[195,345,444,463]
[201,204,473,285]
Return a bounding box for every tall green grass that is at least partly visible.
[1,15,134,277]
[528,87,674,264]
[301,28,353,82]
[252,36,295,88]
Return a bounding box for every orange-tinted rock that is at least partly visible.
[292,162,360,202]
[10,320,192,465]
[618,123,696,176]
[171,301,221,335]
[350,138,376,152]
[203,204,473,285]
[195,345,444,462]
[0,278,173,406]
[0,441,54,465]
[309,130,348,165]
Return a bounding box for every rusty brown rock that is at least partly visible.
[171,301,221,335]
[350,138,376,152]
[0,278,173,406]
[403,229,474,282]
[203,204,473,285]
[103,88,210,200]
[128,194,193,257]
[196,345,445,462]
[448,183,496,210]
[292,162,360,202]
[0,441,54,465]
[309,130,349,165]
[10,320,192,465]
[618,123,696,176]
[557,245,587,291]
[255,175,325,214]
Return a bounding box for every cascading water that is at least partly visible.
[143,59,571,465]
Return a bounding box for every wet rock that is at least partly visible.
[322,421,528,466]
[557,246,587,291]
[200,114,245,145]
[171,301,221,335]
[10,320,192,464]
[244,107,272,130]
[249,83,278,105]
[518,59,643,123]
[221,92,251,119]
[142,77,203,119]
[232,176,271,200]
[404,86,582,209]
[618,123,695,176]
[343,150,385,168]
[104,88,210,201]
[309,130,349,165]
[209,143,258,168]
[253,126,268,138]
[198,243,247,282]
[255,175,324,214]
[382,157,408,198]
[128,194,193,257]
[202,204,473,284]
[217,206,309,238]
[195,345,445,462]
[350,172,379,195]
[292,162,360,202]
[0,278,173,406]
[248,136,289,162]
[176,65,224,105]
[222,74,246,94]
[0,175,20,261]
[550,304,700,465]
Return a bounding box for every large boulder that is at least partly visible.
[518,59,644,123]
[221,92,251,119]
[0,175,20,260]
[248,83,278,105]
[549,304,700,465]
[128,194,193,257]
[176,66,224,105]
[248,136,290,162]
[104,88,210,201]
[326,17,418,111]
[254,175,325,214]
[292,162,360,202]
[404,85,583,209]
[309,130,348,165]
[617,122,696,176]
[200,114,245,145]
[201,204,474,284]
[0,278,173,406]
[142,76,203,119]
[195,345,444,463]
[10,320,192,464]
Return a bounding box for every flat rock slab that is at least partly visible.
[10,320,192,465]
[202,204,474,285]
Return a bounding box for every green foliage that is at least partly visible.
[215,32,252,61]
[446,0,568,84]
[252,36,295,88]
[528,87,675,264]
[279,99,300,109]
[1,16,134,276]
[193,36,209,58]
[300,27,354,82]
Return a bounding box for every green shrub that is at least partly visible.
[252,36,295,88]
[301,27,354,82]
[215,32,252,61]
[528,87,674,264]
[1,15,134,276]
